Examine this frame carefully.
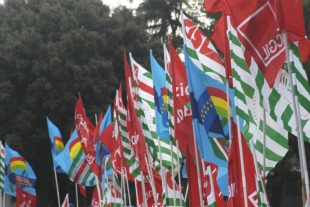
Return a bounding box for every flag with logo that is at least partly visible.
[204,0,286,86]
[4,143,37,197]
[46,117,65,173]
[54,130,96,186]
[167,41,195,158]
[16,184,37,207]
[75,93,101,178]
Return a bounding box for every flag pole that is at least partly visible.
[175,140,183,202]
[169,142,177,207]
[227,15,249,207]
[94,115,103,207]
[144,154,158,207]
[124,168,132,207]
[140,171,148,206]
[53,167,61,207]
[283,32,310,197]
[263,110,266,179]
[75,183,79,207]
[121,168,127,207]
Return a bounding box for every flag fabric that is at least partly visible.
[136,180,162,207]
[61,193,69,207]
[184,46,227,167]
[16,184,37,207]
[186,144,204,207]
[181,11,226,83]
[4,143,37,197]
[204,0,286,86]
[129,53,182,173]
[75,93,101,178]
[274,0,305,42]
[162,168,186,207]
[168,40,196,158]
[54,130,96,186]
[46,117,65,173]
[78,184,87,198]
[0,141,5,190]
[150,50,170,142]
[298,38,310,63]
[226,15,289,173]
[91,184,102,207]
[227,123,257,207]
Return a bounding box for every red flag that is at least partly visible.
[186,144,205,206]
[169,40,196,158]
[78,184,87,198]
[124,52,148,173]
[298,38,310,63]
[211,15,232,85]
[91,185,102,207]
[75,93,101,178]
[205,0,286,86]
[61,194,69,207]
[16,185,37,207]
[227,122,257,207]
[273,0,305,42]
[136,181,163,207]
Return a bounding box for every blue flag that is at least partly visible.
[54,130,96,186]
[4,143,37,196]
[46,117,65,173]
[150,50,170,141]
[96,106,112,165]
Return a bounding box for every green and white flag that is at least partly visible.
[0,141,5,190]
[227,16,289,174]
[181,11,226,83]
[129,53,183,173]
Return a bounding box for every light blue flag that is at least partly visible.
[150,50,170,141]
[4,143,37,196]
[96,106,112,165]
[46,117,65,173]
[54,130,96,186]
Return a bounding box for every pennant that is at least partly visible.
[61,193,69,207]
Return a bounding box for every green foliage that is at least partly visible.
[0,0,162,205]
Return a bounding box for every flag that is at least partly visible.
[181,11,226,83]
[150,50,170,141]
[75,93,101,178]
[79,184,87,198]
[274,0,305,42]
[0,141,5,190]
[204,0,286,86]
[54,130,96,186]
[4,143,37,197]
[186,144,204,207]
[227,122,258,207]
[168,40,195,158]
[61,193,69,207]
[16,184,37,207]
[91,184,102,207]
[184,46,227,166]
[298,38,310,62]
[226,15,289,173]
[46,117,65,173]
[129,53,182,173]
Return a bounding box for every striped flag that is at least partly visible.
[0,141,5,190]
[226,15,289,174]
[54,130,96,186]
[129,53,182,173]
[181,11,226,83]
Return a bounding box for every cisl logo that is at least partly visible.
[236,2,284,67]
